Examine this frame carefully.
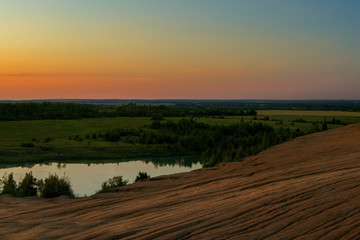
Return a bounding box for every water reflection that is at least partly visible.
[0,156,201,197]
[56,163,67,170]
[0,155,200,169]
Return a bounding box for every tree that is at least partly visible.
[40,174,74,198]
[17,172,38,197]
[1,173,17,195]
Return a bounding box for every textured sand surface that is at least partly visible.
[1,124,360,239]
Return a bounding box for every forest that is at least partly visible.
[101,118,305,167]
[0,102,256,121]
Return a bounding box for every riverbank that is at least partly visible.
[2,113,358,165]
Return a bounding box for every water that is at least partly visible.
[0,156,201,197]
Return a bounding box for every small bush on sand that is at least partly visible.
[40,174,74,198]
[135,171,150,182]
[100,176,128,192]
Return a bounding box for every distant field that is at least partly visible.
[1,110,360,164]
[256,110,360,126]
[257,110,360,117]
[0,117,149,143]
[0,117,152,163]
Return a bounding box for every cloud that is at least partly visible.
[0,73,153,80]
[0,73,62,77]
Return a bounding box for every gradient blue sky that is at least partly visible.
[0,0,359,99]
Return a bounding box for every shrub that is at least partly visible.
[100,176,128,192]
[16,172,38,197]
[39,174,74,198]
[135,172,150,182]
[1,172,74,198]
[1,173,17,195]
[322,122,328,131]
[151,113,164,121]
[21,142,35,147]
[39,145,54,151]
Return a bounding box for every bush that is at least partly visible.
[40,174,74,198]
[151,113,164,121]
[322,122,328,131]
[135,172,150,182]
[100,176,128,192]
[21,142,35,148]
[1,173,17,195]
[16,172,38,197]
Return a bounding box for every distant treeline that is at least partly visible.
[0,102,98,121]
[100,118,305,167]
[112,103,257,118]
[0,102,256,121]
[2,99,360,111]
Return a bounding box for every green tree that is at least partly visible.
[1,173,17,196]
[17,172,38,197]
[40,174,74,198]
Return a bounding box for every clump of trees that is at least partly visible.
[0,172,74,198]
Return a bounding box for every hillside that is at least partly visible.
[1,123,360,239]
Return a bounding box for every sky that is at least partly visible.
[1,0,359,100]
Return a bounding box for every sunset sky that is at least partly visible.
[1,0,359,100]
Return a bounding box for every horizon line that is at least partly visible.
[1,98,360,101]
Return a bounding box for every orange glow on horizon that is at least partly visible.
[1,1,359,100]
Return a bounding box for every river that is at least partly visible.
[0,156,201,197]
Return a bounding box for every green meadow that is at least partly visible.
[1,111,360,164]
[0,117,151,163]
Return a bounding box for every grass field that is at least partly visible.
[0,117,149,143]
[255,110,360,128]
[257,110,360,117]
[1,110,360,164]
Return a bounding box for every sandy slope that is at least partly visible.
[1,124,360,240]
